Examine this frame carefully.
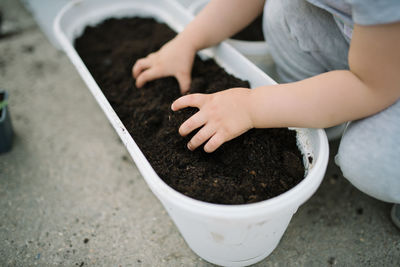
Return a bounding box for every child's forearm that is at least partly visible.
[249,22,400,129]
[170,21,400,152]
[177,0,265,51]
[249,70,400,128]
[132,0,264,93]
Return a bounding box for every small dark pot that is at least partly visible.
[0,90,14,153]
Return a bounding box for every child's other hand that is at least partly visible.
[132,37,196,94]
[171,88,254,152]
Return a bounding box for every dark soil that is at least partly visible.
[74,17,304,205]
[232,15,265,41]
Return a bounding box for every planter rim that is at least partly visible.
[54,0,329,219]
[225,39,269,55]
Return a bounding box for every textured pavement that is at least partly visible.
[0,0,399,266]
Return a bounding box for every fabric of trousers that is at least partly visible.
[262,0,400,203]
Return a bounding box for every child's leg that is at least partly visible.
[263,0,400,203]
[335,99,400,203]
[263,0,349,83]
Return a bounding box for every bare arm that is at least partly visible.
[179,0,265,51]
[248,22,400,128]
[172,22,400,152]
[132,0,265,93]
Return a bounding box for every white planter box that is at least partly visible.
[54,0,329,266]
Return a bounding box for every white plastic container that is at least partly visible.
[188,0,277,80]
[54,0,329,266]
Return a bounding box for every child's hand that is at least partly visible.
[171,88,254,152]
[132,37,196,94]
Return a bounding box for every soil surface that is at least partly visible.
[232,15,265,41]
[74,17,304,205]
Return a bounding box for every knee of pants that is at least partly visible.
[335,115,400,203]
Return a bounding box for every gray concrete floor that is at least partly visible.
[0,1,399,266]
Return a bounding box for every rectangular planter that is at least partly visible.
[54,0,329,266]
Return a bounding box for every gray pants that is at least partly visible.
[263,0,400,203]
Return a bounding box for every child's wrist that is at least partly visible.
[246,88,259,128]
[247,87,274,129]
[175,32,200,54]
[239,88,256,130]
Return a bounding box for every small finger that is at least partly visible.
[132,58,151,78]
[176,71,191,94]
[171,94,206,111]
[187,124,216,151]
[135,67,163,88]
[179,111,206,136]
[204,132,225,153]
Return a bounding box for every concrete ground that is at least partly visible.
[0,0,399,266]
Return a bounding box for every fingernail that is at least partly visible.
[187,142,192,151]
